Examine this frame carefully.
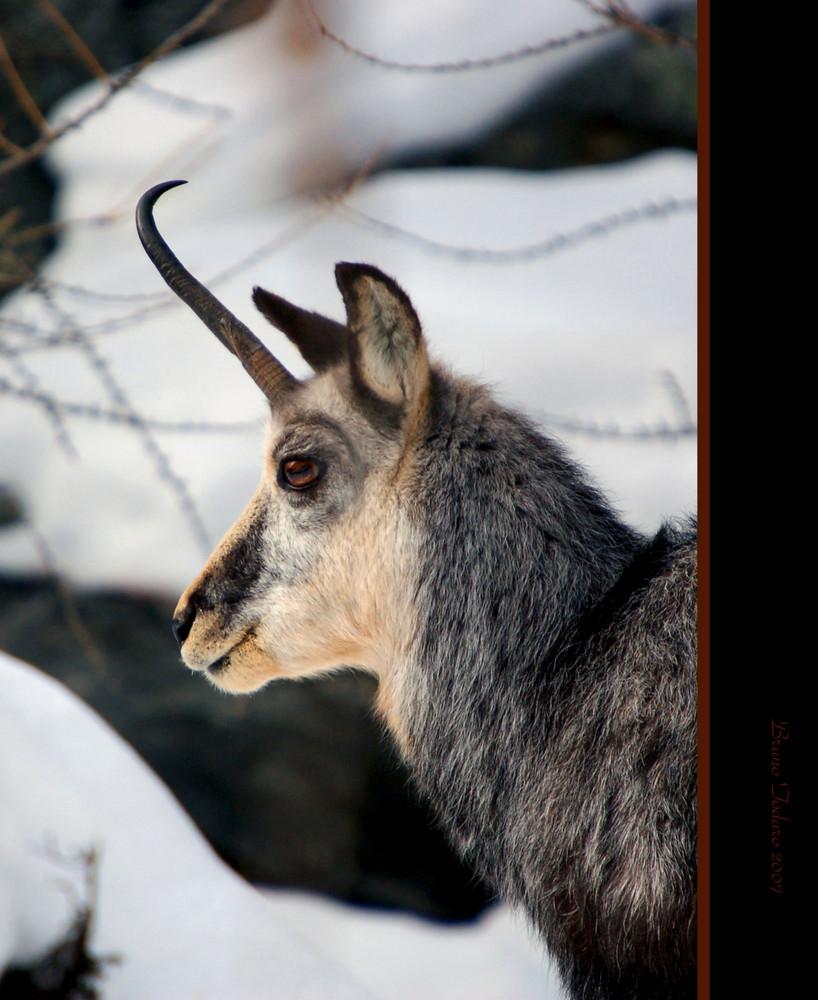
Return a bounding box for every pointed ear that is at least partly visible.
[252,287,348,372]
[334,263,429,409]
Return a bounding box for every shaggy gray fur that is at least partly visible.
[404,370,697,1000]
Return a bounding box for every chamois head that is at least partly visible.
[137,181,431,693]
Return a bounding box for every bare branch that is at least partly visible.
[24,519,109,675]
[303,0,695,74]
[28,279,215,556]
[659,368,696,432]
[304,0,621,73]
[0,378,260,435]
[0,129,26,157]
[580,1,697,52]
[537,412,696,441]
[534,368,697,441]
[327,195,697,264]
[1,356,77,457]
[0,26,53,137]
[33,0,112,83]
[0,0,235,179]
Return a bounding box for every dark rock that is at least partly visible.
[390,3,697,173]
[0,574,492,921]
[0,485,23,527]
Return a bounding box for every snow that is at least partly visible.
[0,650,558,998]
[1,0,696,992]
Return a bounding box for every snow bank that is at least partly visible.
[0,650,372,997]
[0,651,559,998]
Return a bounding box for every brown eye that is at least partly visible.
[280,457,323,490]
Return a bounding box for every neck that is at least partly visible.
[380,370,643,858]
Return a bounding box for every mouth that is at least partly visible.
[205,652,232,677]
[180,645,234,676]
[190,629,269,693]
[182,627,256,677]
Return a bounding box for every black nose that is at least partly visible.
[172,608,194,648]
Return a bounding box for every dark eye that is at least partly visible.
[280,457,324,490]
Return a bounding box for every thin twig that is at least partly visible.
[0,0,234,179]
[21,276,169,305]
[329,196,698,264]
[535,412,696,441]
[580,1,696,51]
[31,278,214,555]
[33,0,112,82]
[0,378,260,434]
[2,358,77,457]
[0,27,53,136]
[305,0,620,73]
[659,369,696,432]
[0,128,26,157]
[24,517,109,675]
[535,366,696,441]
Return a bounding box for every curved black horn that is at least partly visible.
[136,180,298,403]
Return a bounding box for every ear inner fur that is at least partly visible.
[334,263,428,409]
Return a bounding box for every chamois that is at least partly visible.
[137,181,697,1000]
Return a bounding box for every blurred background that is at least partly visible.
[0,0,698,994]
